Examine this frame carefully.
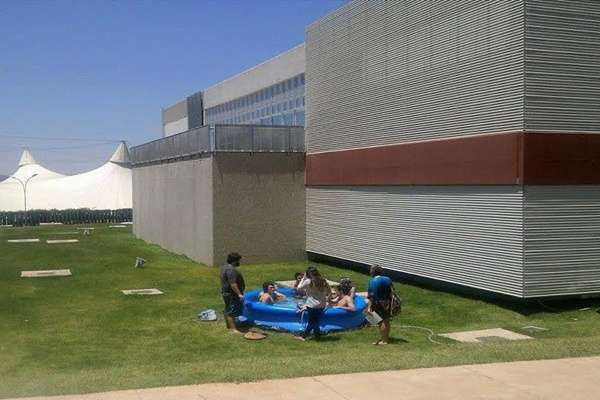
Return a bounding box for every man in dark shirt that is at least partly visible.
[220,252,245,334]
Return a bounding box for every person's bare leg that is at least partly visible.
[379,319,390,344]
[226,316,243,334]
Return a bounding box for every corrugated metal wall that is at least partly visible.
[524,0,600,132]
[305,0,525,153]
[524,186,600,297]
[307,186,525,297]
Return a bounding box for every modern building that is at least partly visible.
[305,0,600,298]
[161,44,305,137]
[135,0,600,298]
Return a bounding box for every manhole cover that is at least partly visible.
[476,336,510,343]
[121,288,164,295]
[439,328,534,343]
[21,269,72,278]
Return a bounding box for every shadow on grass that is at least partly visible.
[388,336,409,344]
[314,335,341,342]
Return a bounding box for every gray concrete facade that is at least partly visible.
[132,153,305,266]
[133,157,214,265]
[162,99,189,138]
[212,153,305,264]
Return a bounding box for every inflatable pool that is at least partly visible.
[243,287,367,333]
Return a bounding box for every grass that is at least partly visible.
[1,224,600,398]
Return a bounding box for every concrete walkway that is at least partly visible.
[11,356,600,400]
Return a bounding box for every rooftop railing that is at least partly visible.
[131,125,304,165]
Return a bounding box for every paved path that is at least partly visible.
[11,356,600,400]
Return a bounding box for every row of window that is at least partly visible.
[211,110,305,127]
[206,73,305,118]
[207,96,305,124]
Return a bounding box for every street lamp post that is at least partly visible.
[12,173,38,224]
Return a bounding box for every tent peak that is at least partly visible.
[109,141,131,166]
[18,149,37,167]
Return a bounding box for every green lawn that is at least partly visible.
[1,225,600,398]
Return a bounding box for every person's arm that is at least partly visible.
[230,283,244,299]
[225,269,244,299]
[274,291,286,301]
[367,279,375,311]
[297,276,311,290]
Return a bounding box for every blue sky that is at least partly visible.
[0,0,347,175]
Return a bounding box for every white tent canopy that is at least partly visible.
[0,143,132,211]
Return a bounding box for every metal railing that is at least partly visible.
[131,125,304,165]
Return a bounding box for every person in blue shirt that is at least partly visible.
[367,264,393,345]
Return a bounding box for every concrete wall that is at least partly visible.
[212,153,306,265]
[133,157,213,265]
[203,44,305,109]
[162,99,189,137]
[133,153,305,266]
[163,118,188,137]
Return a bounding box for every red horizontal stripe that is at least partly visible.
[306,132,600,186]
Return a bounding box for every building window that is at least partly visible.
[295,110,305,126]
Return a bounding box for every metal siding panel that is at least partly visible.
[307,186,525,297]
[524,185,600,297]
[306,0,525,153]
[524,0,600,131]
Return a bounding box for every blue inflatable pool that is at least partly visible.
[242,287,367,333]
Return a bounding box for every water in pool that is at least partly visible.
[270,296,304,309]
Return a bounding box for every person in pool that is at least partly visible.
[259,281,286,304]
[339,277,357,298]
[335,279,356,312]
[328,286,341,306]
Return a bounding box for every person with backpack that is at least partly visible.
[367,264,394,345]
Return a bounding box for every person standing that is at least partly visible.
[367,264,393,345]
[220,252,245,334]
[294,266,331,341]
